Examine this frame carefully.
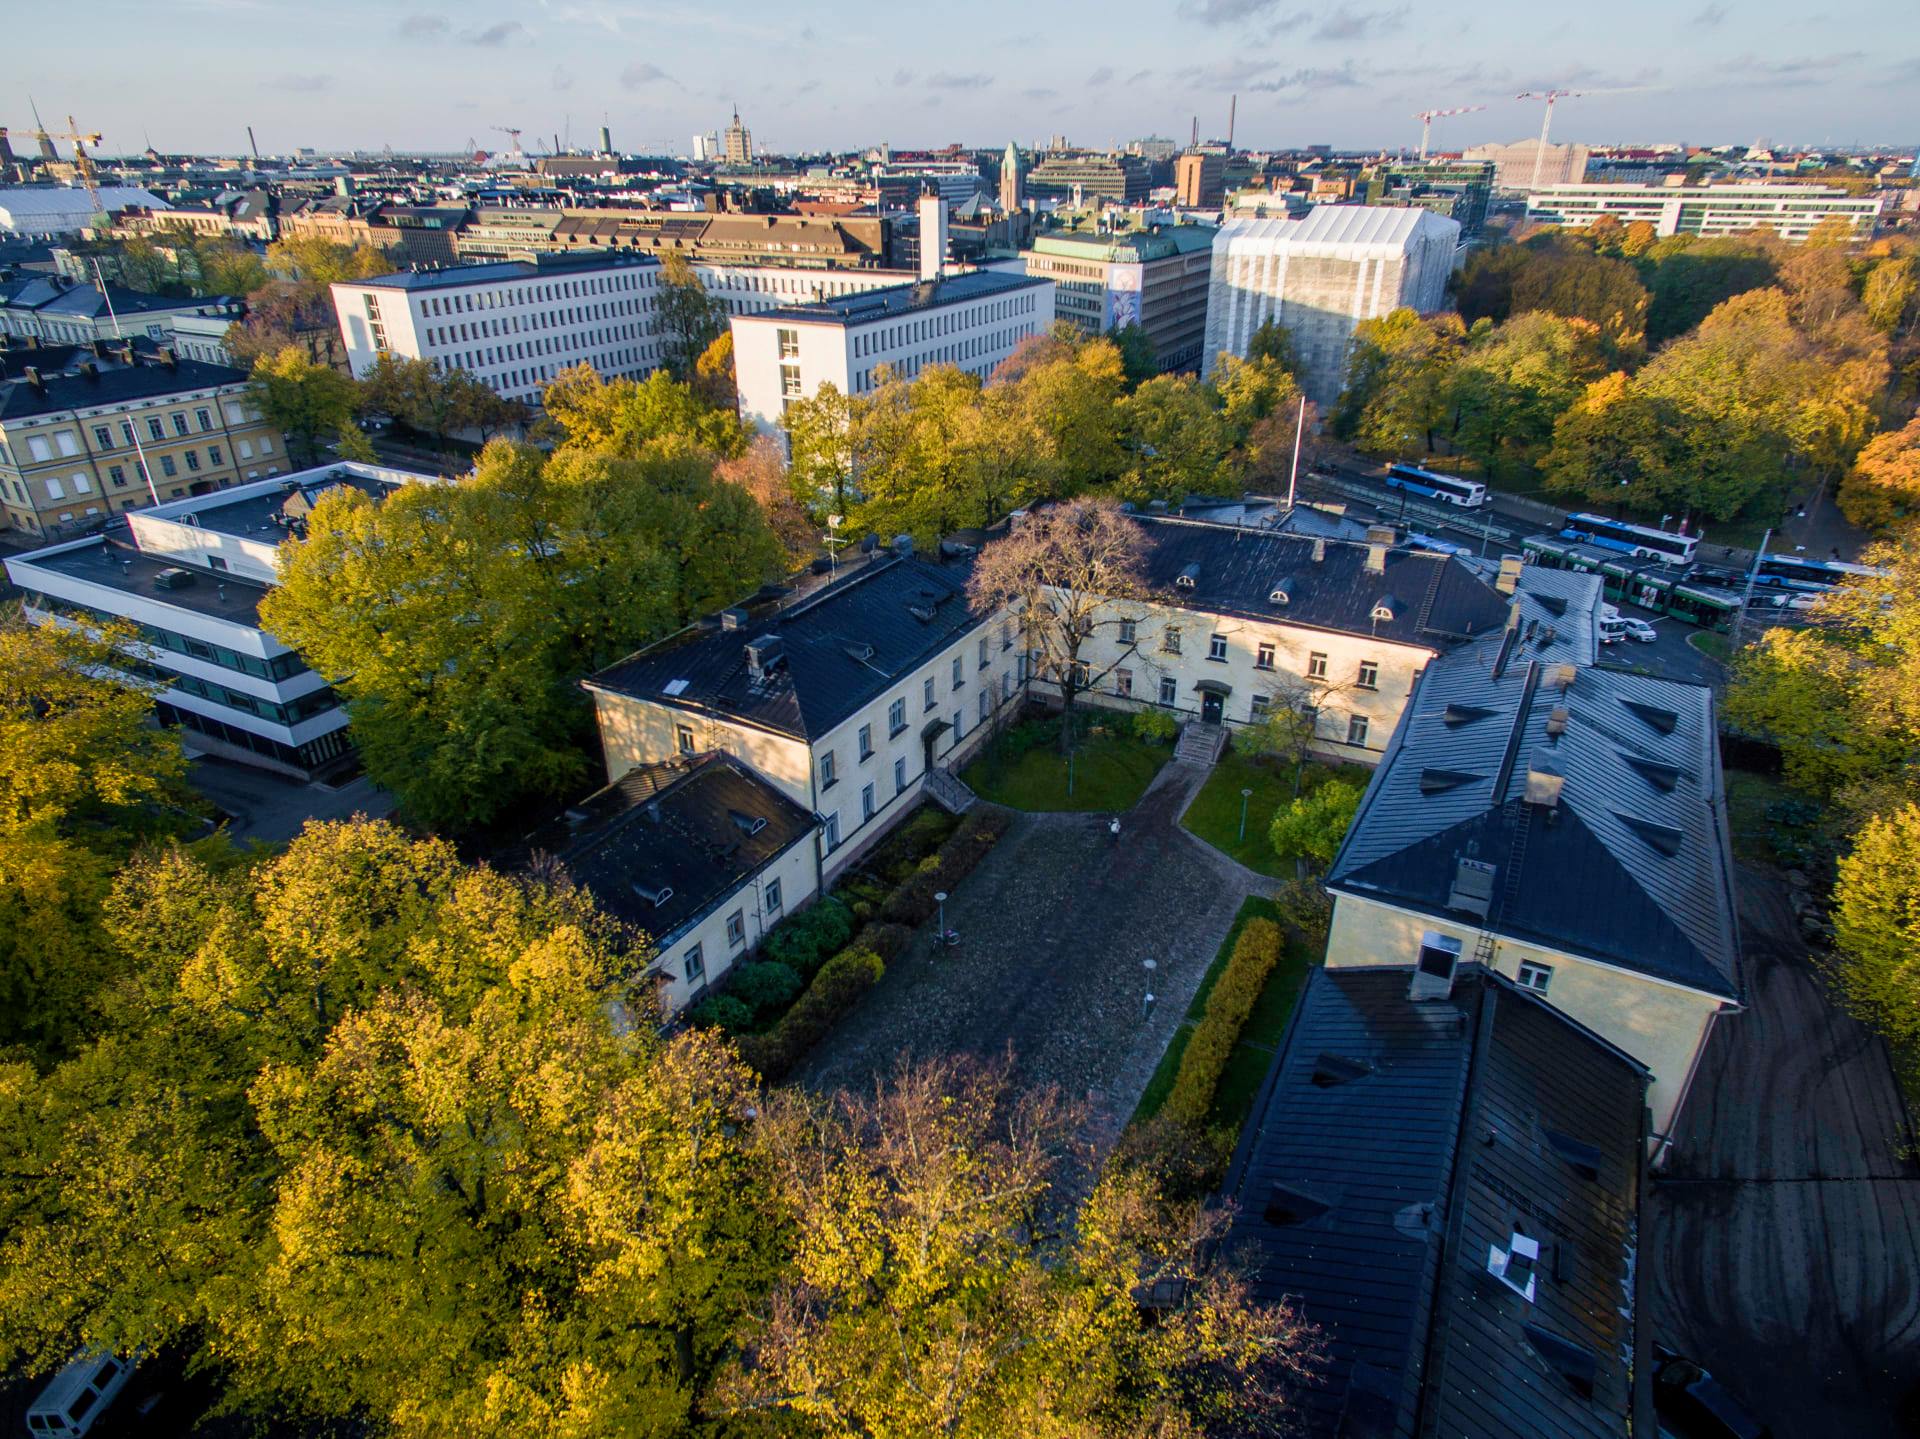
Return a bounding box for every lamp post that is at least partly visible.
[1067,749,1075,797]
[935,891,948,942]
[1238,787,1253,844]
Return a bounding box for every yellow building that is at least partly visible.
[0,342,287,536]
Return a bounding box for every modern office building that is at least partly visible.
[1025,153,1152,204]
[4,462,443,778]
[1525,181,1883,242]
[328,251,663,405]
[1462,138,1590,192]
[1200,206,1461,404]
[730,269,1054,433]
[0,340,286,536]
[1020,222,1216,372]
[1173,151,1227,209]
[1361,159,1495,236]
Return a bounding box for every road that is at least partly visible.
[188,754,396,845]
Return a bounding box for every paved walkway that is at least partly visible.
[1645,864,1920,1436]
[797,761,1266,1155]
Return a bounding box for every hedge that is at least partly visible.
[1163,917,1282,1128]
[761,896,854,976]
[738,945,885,1080]
[882,809,1010,925]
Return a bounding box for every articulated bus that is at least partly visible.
[1559,513,1699,566]
[1750,553,1884,593]
[1384,463,1489,509]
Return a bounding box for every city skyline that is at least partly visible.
[4,0,1916,158]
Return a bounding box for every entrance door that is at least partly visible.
[1201,692,1223,725]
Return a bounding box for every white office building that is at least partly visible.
[328,251,663,405]
[4,461,444,778]
[730,269,1055,434]
[1200,205,1460,404]
[1525,182,1882,242]
[694,263,912,320]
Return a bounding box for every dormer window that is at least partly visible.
[1175,562,1200,589]
[1489,1231,1540,1301]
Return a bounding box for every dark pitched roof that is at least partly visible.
[0,353,248,421]
[1131,516,1511,650]
[584,552,987,741]
[1328,654,1740,998]
[1222,968,1649,1439]
[522,752,816,945]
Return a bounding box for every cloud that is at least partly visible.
[893,68,916,86]
[1127,68,1154,83]
[1248,62,1362,94]
[1022,86,1059,99]
[465,20,526,45]
[551,64,575,92]
[1180,0,1293,22]
[927,71,992,89]
[1692,3,1727,24]
[1087,65,1116,85]
[1716,50,1866,85]
[619,61,675,88]
[274,73,332,92]
[794,79,821,94]
[797,24,816,40]
[1313,4,1408,40]
[396,13,448,38]
[1177,58,1278,88]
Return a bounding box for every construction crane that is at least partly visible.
[1411,104,1486,161]
[491,124,523,154]
[45,114,105,212]
[1514,90,1585,191]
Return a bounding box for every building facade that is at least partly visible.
[1021,223,1216,373]
[4,462,443,778]
[1200,205,1461,404]
[0,274,217,347]
[1025,153,1152,204]
[1174,151,1227,208]
[999,141,1024,213]
[1525,181,1883,242]
[328,251,663,405]
[1462,138,1591,192]
[724,109,753,167]
[1360,159,1495,236]
[730,269,1054,434]
[0,344,286,536]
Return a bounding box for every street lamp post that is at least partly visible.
[1238,787,1253,844]
[935,890,948,941]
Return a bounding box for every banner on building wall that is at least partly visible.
[1104,262,1144,330]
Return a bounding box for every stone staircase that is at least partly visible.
[925,764,978,815]
[1174,721,1227,768]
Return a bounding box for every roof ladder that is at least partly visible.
[1413,558,1445,637]
[1493,798,1535,927]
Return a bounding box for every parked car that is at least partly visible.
[1652,1342,1772,1439]
[25,1349,139,1437]
[1600,614,1658,644]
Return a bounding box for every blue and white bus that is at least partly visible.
[1559,513,1699,566]
[1384,463,1489,509]
[1751,553,1884,593]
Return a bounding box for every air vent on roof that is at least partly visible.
[1523,1324,1598,1399]
[563,806,591,827]
[1525,760,1564,809]
[1623,754,1682,792]
[1543,1129,1603,1182]
[1545,706,1569,737]
[844,643,875,662]
[1175,562,1200,589]
[908,604,937,623]
[1419,768,1483,795]
[151,566,197,590]
[1618,813,1684,857]
[1442,703,1496,728]
[728,809,768,836]
[631,881,674,907]
[1447,858,1497,918]
[1263,1183,1332,1227]
[1489,1230,1539,1301]
[1310,1053,1373,1087]
[1536,593,1568,618]
[1622,698,1679,735]
[745,634,784,679]
[718,606,750,630]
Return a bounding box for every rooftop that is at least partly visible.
[1029,223,1217,263]
[0,351,249,423]
[18,530,273,627]
[748,268,1050,327]
[157,467,411,543]
[1329,651,1740,998]
[1224,967,1649,1439]
[1215,204,1461,255]
[337,250,658,292]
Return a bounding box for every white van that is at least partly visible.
[1600,614,1657,644]
[25,1350,138,1437]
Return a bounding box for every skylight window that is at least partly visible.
[663,679,690,696]
[1618,813,1685,857]
[1622,698,1679,735]
[1419,768,1483,795]
[1488,1231,1539,1301]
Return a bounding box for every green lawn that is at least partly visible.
[1180,750,1371,877]
[962,722,1172,813]
[1689,630,1734,665]
[1132,897,1317,1130]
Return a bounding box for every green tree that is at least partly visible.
[1831,805,1920,1047]
[1120,373,1235,503]
[1245,317,1299,373]
[1456,236,1648,360]
[249,345,361,464]
[655,252,728,380]
[692,329,737,412]
[1269,780,1362,869]
[782,380,860,520]
[1447,312,1609,481]
[542,363,744,460]
[1334,309,1464,458]
[1539,371,1684,514]
[1862,255,1919,337]
[1108,321,1156,387]
[1641,235,1778,345]
[1014,333,1128,493]
[720,1054,1319,1437]
[265,235,396,287]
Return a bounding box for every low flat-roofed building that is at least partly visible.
[1525,181,1882,242]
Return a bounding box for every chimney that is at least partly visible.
[1365,524,1394,575]
[893,533,914,556]
[1545,662,1577,690]
[917,192,948,282]
[22,365,42,391]
[1410,933,1460,1002]
[1495,554,1524,595]
[718,606,750,631]
[1525,758,1564,809]
[1311,537,1326,564]
[744,633,784,680]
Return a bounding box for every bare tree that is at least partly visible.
[968,498,1151,754]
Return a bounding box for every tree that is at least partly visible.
[693,329,738,412]
[1013,334,1128,493]
[720,1054,1319,1437]
[1269,780,1362,869]
[1539,371,1684,514]
[1640,235,1778,345]
[1831,805,1920,1047]
[1862,256,1919,337]
[1120,373,1235,504]
[716,435,818,567]
[1838,416,1920,529]
[223,279,347,370]
[1456,236,1648,360]
[1108,321,1156,387]
[1333,309,1463,458]
[782,380,860,520]
[0,612,194,1063]
[265,235,396,287]
[1447,312,1608,481]
[655,252,728,380]
[1245,318,1298,373]
[542,363,744,460]
[967,498,1149,754]
[249,345,360,464]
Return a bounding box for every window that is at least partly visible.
[1069,660,1090,687]
[861,782,876,822]
[978,689,990,722]
[924,677,936,711]
[858,724,874,761]
[1256,641,1275,670]
[45,475,64,500]
[159,454,177,478]
[978,636,989,671]
[1162,626,1182,655]
[764,877,783,916]
[107,464,125,487]
[777,326,799,359]
[1250,693,1271,720]
[1516,961,1553,993]
[726,910,746,950]
[1115,667,1133,698]
[26,435,51,461]
[779,363,803,398]
[824,812,841,851]
[1346,713,1370,747]
[676,723,694,755]
[1118,618,1137,644]
[1159,676,1178,706]
[54,431,79,457]
[207,445,222,466]
[172,414,191,437]
[683,944,705,983]
[888,698,907,736]
[1356,660,1380,690]
[92,425,113,449]
[1002,620,1015,651]
[184,449,201,472]
[1208,634,1229,662]
[195,407,214,432]
[952,656,964,689]
[1307,651,1329,680]
[894,756,908,794]
[146,417,166,442]
[819,750,838,789]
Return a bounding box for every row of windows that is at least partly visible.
[146,664,340,727]
[1074,662,1374,746]
[415,268,656,319]
[157,700,351,772]
[849,291,1041,359]
[24,592,311,680]
[14,401,258,466]
[423,295,650,350]
[677,875,785,988]
[849,323,1038,394]
[816,637,1014,793]
[1123,619,1382,690]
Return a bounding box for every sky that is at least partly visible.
[5,0,1916,158]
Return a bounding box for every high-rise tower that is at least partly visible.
[999,140,1023,212]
